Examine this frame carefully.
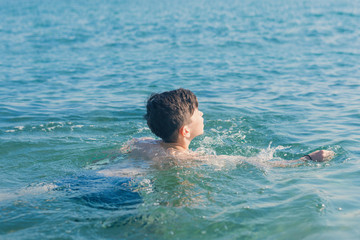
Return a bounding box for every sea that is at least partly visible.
[1,0,359,239]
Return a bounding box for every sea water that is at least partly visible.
[1,0,360,239]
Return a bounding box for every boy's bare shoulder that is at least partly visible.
[131,137,160,147]
[121,138,200,163]
[121,138,167,160]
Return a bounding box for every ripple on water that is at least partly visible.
[1,0,360,239]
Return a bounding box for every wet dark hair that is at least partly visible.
[144,88,198,143]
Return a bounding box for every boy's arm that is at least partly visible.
[200,150,335,168]
[259,150,335,168]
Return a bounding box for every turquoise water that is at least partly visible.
[1,0,360,239]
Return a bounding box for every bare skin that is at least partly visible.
[121,137,334,169]
[119,108,335,169]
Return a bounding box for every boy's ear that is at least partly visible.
[179,125,191,138]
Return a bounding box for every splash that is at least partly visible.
[194,138,290,170]
[256,142,290,163]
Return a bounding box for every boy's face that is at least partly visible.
[187,108,204,139]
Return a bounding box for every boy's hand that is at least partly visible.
[305,150,335,162]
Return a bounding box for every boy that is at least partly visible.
[127,88,334,165]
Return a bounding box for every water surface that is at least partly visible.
[1,0,360,239]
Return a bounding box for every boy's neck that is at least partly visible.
[161,138,191,152]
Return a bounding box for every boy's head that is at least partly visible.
[144,88,199,143]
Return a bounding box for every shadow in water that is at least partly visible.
[54,172,142,210]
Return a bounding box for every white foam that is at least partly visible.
[0,192,17,201]
[0,183,58,202]
[71,125,84,131]
[19,183,58,195]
